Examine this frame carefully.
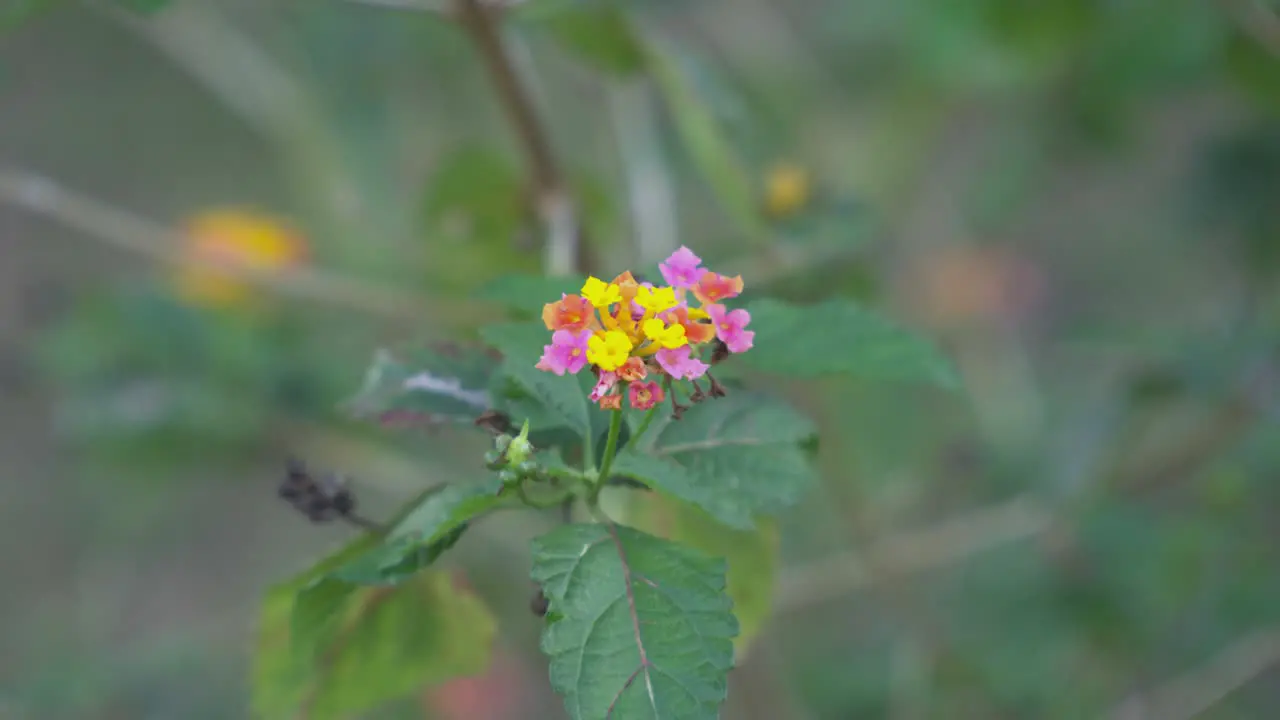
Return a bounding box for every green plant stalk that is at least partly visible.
[584,425,597,472]
[516,482,576,510]
[544,465,589,484]
[628,405,660,449]
[592,410,625,500]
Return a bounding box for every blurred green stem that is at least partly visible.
[0,168,438,322]
[515,482,574,510]
[1110,625,1280,720]
[105,2,385,270]
[610,81,677,266]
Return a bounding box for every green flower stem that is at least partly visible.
[585,496,613,524]
[593,410,625,497]
[544,466,589,484]
[584,424,597,471]
[628,405,660,449]
[516,482,576,510]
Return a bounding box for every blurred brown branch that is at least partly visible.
[1110,627,1280,720]
[345,0,445,10]
[286,424,534,557]
[344,0,528,11]
[727,239,869,286]
[771,340,1270,618]
[1095,356,1273,500]
[105,2,316,146]
[775,495,1051,613]
[452,0,587,275]
[1222,0,1280,57]
[1119,397,1260,493]
[0,168,431,320]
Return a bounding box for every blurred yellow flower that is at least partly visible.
[174,209,308,309]
[763,162,811,219]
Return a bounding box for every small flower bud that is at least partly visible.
[670,397,688,420]
[485,434,513,470]
[707,372,728,398]
[505,420,534,467]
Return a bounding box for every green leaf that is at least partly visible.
[610,392,817,529]
[0,0,62,29]
[254,565,496,720]
[425,145,525,241]
[477,273,587,315]
[742,298,959,388]
[479,320,554,364]
[1226,32,1280,115]
[423,145,535,291]
[535,3,648,76]
[280,478,506,669]
[254,537,370,719]
[531,523,738,720]
[481,322,595,438]
[625,494,778,659]
[3,0,176,28]
[346,345,498,428]
[649,45,765,244]
[329,476,508,585]
[113,0,174,13]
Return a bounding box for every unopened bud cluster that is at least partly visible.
[483,421,552,486]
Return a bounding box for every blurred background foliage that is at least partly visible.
[2,0,1280,718]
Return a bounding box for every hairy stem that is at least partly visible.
[593,410,625,500]
[584,418,598,472]
[516,482,575,510]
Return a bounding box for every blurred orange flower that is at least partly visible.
[174,208,308,309]
[763,162,811,219]
[909,246,1046,328]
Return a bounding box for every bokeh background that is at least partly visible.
[3,0,1280,718]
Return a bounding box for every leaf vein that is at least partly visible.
[605,666,645,719]
[606,522,657,714]
[657,437,772,454]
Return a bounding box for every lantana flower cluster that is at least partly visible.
[536,247,753,414]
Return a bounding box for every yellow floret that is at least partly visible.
[587,330,633,371]
[642,318,688,349]
[581,277,622,308]
[635,285,678,313]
